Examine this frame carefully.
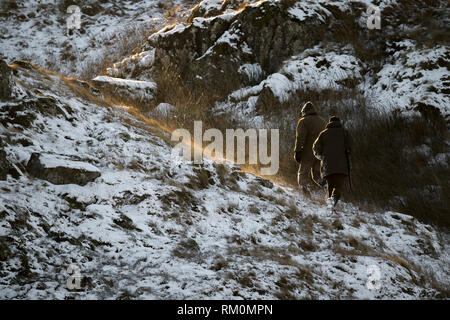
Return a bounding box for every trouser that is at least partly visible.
[325,174,347,200]
[297,157,322,188]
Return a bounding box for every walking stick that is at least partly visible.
[347,152,353,192]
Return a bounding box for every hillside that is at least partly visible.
[0,0,449,300]
[0,58,449,299]
[104,0,449,227]
[0,0,197,77]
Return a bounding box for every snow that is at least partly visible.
[150,103,177,119]
[238,63,263,83]
[106,49,155,79]
[372,43,450,115]
[195,0,223,14]
[0,63,448,299]
[37,154,100,173]
[150,23,188,41]
[0,0,449,300]
[287,1,331,23]
[91,76,157,105]
[0,0,191,77]
[92,76,157,90]
[216,30,241,50]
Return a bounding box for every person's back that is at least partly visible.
[313,116,351,210]
[294,102,326,195]
[296,114,326,160]
[317,121,349,177]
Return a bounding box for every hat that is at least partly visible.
[329,116,340,122]
[301,102,315,115]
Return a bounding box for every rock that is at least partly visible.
[0,59,12,100]
[148,13,232,80]
[255,84,278,114]
[91,76,157,112]
[0,236,12,261]
[222,0,246,11]
[173,239,200,259]
[151,102,176,119]
[26,153,101,186]
[187,0,246,23]
[0,149,9,180]
[187,0,225,23]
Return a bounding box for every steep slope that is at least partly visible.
[0,61,448,299]
[103,0,449,229]
[0,0,196,77]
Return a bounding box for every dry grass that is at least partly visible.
[79,22,159,80]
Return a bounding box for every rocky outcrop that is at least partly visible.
[26,153,100,186]
[147,1,329,100]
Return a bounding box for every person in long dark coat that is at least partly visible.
[313,116,351,208]
[294,102,326,197]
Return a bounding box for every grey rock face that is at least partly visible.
[26,153,101,186]
[148,1,328,101]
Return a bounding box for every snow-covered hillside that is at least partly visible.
[97,0,449,230]
[0,60,449,299]
[105,0,449,119]
[0,0,195,77]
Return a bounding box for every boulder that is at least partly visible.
[151,103,176,120]
[26,153,100,186]
[91,76,157,112]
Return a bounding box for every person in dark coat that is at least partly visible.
[294,101,326,197]
[313,116,351,208]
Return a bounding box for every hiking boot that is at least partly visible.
[326,197,333,208]
[332,191,341,207]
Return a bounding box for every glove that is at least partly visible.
[294,151,302,163]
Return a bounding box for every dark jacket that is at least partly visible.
[294,109,326,163]
[313,120,351,178]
